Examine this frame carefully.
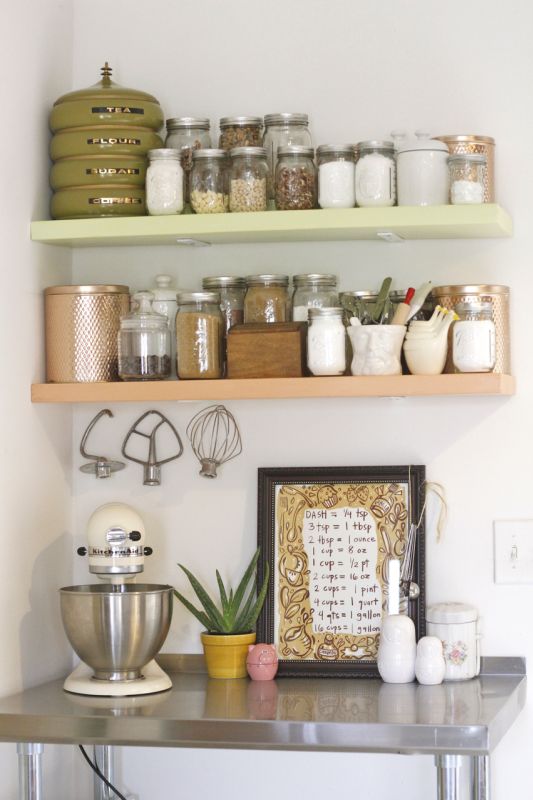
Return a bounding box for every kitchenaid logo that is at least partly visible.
[89,546,143,557]
[89,197,142,205]
[87,137,141,145]
[86,167,140,176]
[91,106,144,115]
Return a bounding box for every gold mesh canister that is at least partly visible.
[432,284,510,374]
[434,135,495,203]
[45,285,130,382]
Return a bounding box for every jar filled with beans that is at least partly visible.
[219,116,263,150]
[229,147,268,212]
[175,291,223,380]
[190,149,228,214]
[275,146,317,210]
[244,275,290,323]
[165,117,211,203]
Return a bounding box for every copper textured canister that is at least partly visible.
[45,285,130,382]
[433,135,495,203]
[432,284,510,374]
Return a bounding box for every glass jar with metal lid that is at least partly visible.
[190,149,228,214]
[340,290,394,325]
[355,140,396,207]
[146,149,184,215]
[244,275,290,323]
[175,291,223,380]
[275,146,317,210]
[292,274,339,321]
[263,113,312,204]
[452,301,496,373]
[118,291,171,381]
[219,116,263,150]
[202,276,246,333]
[317,145,357,209]
[448,154,486,205]
[229,147,268,212]
[307,307,346,376]
[165,117,212,202]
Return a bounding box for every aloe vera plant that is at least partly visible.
[173,548,270,634]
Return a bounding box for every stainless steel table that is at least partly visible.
[0,656,525,800]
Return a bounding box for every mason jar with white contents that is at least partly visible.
[452,301,496,373]
[355,141,396,207]
[307,307,346,376]
[146,149,184,215]
[449,154,486,204]
[317,144,356,208]
[426,603,481,681]
[292,274,339,321]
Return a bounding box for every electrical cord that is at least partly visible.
[78,744,129,800]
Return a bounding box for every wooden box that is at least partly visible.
[227,322,307,378]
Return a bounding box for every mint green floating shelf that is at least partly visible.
[30,204,513,247]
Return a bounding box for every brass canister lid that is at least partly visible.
[53,63,159,106]
[44,285,129,295]
[432,284,509,295]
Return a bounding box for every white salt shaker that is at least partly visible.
[377,614,416,683]
[426,602,481,681]
[415,636,446,685]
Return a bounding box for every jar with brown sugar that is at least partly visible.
[176,291,223,379]
[244,275,290,323]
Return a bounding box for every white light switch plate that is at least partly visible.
[494,519,533,584]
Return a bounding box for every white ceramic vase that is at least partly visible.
[377,614,416,684]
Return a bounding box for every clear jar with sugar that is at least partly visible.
[355,141,396,207]
[292,274,339,321]
[317,144,356,208]
[449,154,486,204]
[452,301,495,373]
[146,149,184,215]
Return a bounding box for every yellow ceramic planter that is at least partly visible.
[201,632,256,679]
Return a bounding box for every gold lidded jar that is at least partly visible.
[219,116,263,150]
[44,284,130,383]
[244,275,290,323]
[176,291,224,380]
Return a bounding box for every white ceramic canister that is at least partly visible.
[152,274,179,377]
[426,602,481,681]
[396,132,449,206]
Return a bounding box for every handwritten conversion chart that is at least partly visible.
[302,507,382,636]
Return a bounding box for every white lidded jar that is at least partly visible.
[426,602,481,681]
[396,131,449,206]
[151,274,179,378]
[307,307,346,376]
[355,140,396,207]
[317,144,356,208]
[146,148,184,215]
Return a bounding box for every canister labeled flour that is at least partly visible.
[426,602,480,681]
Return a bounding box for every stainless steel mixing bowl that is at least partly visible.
[60,584,173,681]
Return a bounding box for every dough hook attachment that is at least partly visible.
[79,409,126,479]
[121,410,184,486]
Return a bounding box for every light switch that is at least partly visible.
[494,519,533,584]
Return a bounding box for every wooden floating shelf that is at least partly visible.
[31,373,515,403]
[30,205,513,247]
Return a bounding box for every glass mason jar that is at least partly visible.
[355,140,396,207]
[275,146,317,210]
[165,117,211,203]
[307,307,346,376]
[244,275,290,323]
[229,147,268,212]
[146,149,184,215]
[202,276,246,333]
[219,116,263,150]
[317,144,357,208]
[452,301,496,373]
[263,113,312,204]
[449,154,487,205]
[175,291,223,380]
[292,274,339,321]
[118,291,170,381]
[190,149,228,214]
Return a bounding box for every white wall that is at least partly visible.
[68,0,533,797]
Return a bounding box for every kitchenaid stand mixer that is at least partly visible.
[60,502,173,697]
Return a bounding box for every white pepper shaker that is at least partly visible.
[415,636,446,685]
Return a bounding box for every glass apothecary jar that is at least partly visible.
[165,117,211,202]
[275,146,317,210]
[317,144,356,209]
[118,291,170,381]
[229,147,268,212]
[175,291,223,380]
[202,276,246,333]
[190,149,228,214]
[307,307,346,376]
[263,113,312,204]
[219,116,263,150]
[292,274,339,321]
[146,149,184,215]
[452,301,495,373]
[355,140,396,207]
[244,275,290,323]
[449,154,486,205]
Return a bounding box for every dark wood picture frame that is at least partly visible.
[257,465,426,677]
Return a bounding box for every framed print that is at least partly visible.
[257,465,425,677]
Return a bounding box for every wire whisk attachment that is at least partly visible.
[186,404,242,478]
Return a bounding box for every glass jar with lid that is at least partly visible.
[275,146,317,210]
[190,149,228,214]
[202,276,246,334]
[175,291,223,380]
[452,301,495,373]
[244,275,290,323]
[355,140,396,207]
[448,154,486,205]
[292,274,339,321]
[151,274,179,377]
[229,147,268,212]
[118,291,170,381]
[146,149,184,215]
[165,117,211,202]
[263,113,312,205]
[317,144,357,208]
[307,307,346,376]
[219,116,263,150]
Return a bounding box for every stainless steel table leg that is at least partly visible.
[17,743,43,800]
[93,745,115,800]
[435,755,490,800]
[473,755,490,800]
